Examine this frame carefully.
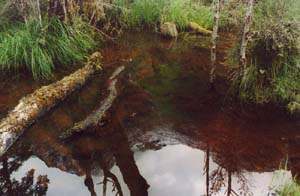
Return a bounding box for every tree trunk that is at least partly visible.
[240,0,254,75]
[209,0,220,85]
[0,52,102,157]
[60,65,125,139]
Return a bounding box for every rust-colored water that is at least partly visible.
[0,31,299,196]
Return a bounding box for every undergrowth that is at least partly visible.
[278,180,300,196]
[270,161,300,196]
[114,0,214,30]
[229,0,300,112]
[0,17,95,79]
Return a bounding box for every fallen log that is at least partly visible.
[0,52,103,157]
[60,65,125,139]
[188,22,212,36]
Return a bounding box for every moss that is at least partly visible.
[187,22,212,36]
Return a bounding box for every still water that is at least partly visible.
[0,31,299,196]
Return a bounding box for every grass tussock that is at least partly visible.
[114,0,214,30]
[0,17,95,79]
[278,180,300,196]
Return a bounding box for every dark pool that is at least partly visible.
[0,31,299,196]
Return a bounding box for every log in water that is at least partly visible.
[0,52,103,157]
[60,65,125,139]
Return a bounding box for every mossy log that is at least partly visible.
[0,52,103,157]
[188,22,212,36]
[60,65,125,139]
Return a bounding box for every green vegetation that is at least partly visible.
[0,0,98,79]
[230,0,300,110]
[114,0,214,30]
[0,18,95,79]
[269,161,300,196]
[278,179,300,196]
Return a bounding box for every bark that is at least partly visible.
[209,0,220,84]
[36,0,42,26]
[0,52,102,157]
[239,0,255,75]
[60,65,125,139]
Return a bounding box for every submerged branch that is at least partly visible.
[60,65,125,139]
[0,52,103,157]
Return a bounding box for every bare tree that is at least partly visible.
[210,0,220,86]
[204,145,210,196]
[239,0,255,75]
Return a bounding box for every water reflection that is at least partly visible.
[3,143,287,196]
[0,31,300,196]
[0,156,49,196]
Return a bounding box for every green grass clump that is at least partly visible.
[123,0,164,28]
[115,0,214,30]
[269,161,300,196]
[278,180,300,196]
[0,17,95,79]
[161,1,213,30]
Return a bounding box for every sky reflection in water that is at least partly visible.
[11,144,290,196]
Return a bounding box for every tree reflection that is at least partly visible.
[99,153,124,196]
[0,156,49,196]
[205,140,252,196]
[109,117,149,196]
[204,145,210,196]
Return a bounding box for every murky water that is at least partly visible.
[1,31,300,196]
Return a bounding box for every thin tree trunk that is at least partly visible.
[209,0,220,85]
[205,145,210,196]
[227,170,232,196]
[36,0,42,26]
[239,0,254,75]
[99,154,124,196]
[61,0,69,23]
[0,52,102,157]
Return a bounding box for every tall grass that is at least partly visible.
[161,1,213,30]
[270,162,300,196]
[278,180,300,196]
[114,0,214,30]
[0,17,95,79]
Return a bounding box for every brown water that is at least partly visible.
[1,31,300,196]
